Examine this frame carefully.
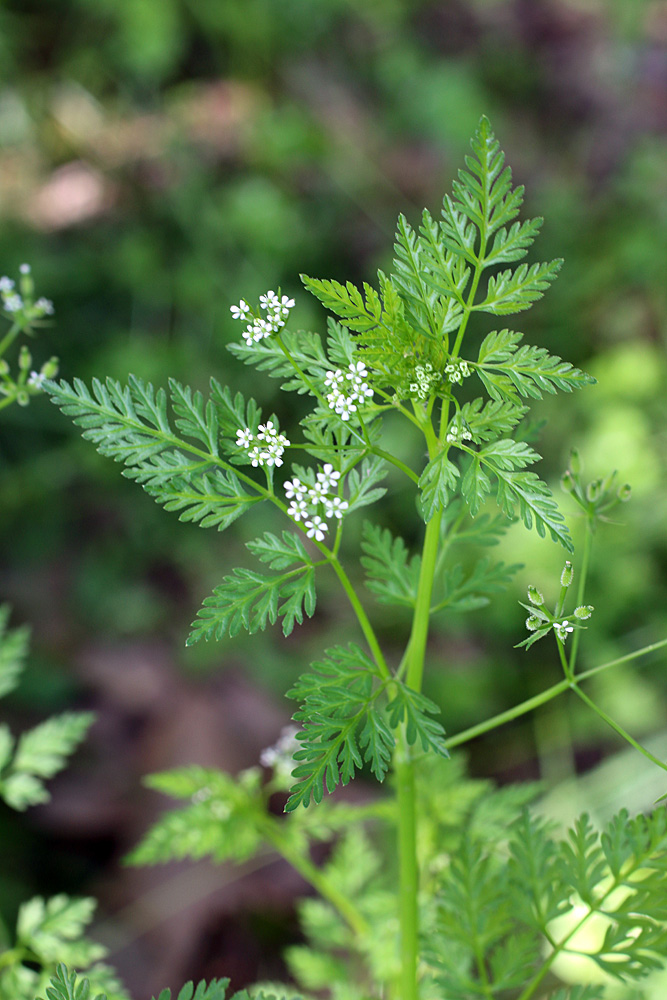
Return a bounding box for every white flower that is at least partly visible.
[317,463,340,490]
[284,478,304,500]
[554,620,575,641]
[305,516,327,541]
[324,369,344,390]
[0,277,13,293]
[230,299,250,320]
[259,290,279,309]
[34,297,54,316]
[19,263,30,275]
[27,371,46,389]
[236,427,254,448]
[287,499,308,522]
[323,497,349,519]
[3,293,22,313]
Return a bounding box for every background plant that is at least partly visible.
[43,118,667,1000]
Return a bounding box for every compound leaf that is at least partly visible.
[360,522,420,608]
[285,645,391,810]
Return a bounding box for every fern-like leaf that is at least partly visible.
[188,531,319,643]
[127,767,264,866]
[476,328,595,401]
[360,522,420,608]
[39,964,107,1000]
[285,645,392,810]
[44,377,263,531]
[0,605,29,698]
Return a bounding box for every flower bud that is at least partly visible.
[40,355,59,378]
[574,605,594,620]
[525,616,543,632]
[586,479,601,502]
[16,389,29,406]
[18,345,31,371]
[569,448,582,475]
[617,483,632,502]
[560,470,576,494]
[560,561,574,587]
[527,586,544,607]
[0,359,9,375]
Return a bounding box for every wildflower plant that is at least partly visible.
[43,118,667,1000]
[0,264,57,411]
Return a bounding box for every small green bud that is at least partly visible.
[0,359,9,375]
[16,390,29,406]
[18,345,31,371]
[586,479,601,502]
[560,561,574,588]
[574,605,594,620]
[19,263,34,300]
[560,470,576,494]
[525,616,543,632]
[617,483,632,502]
[527,586,544,607]
[569,448,582,475]
[40,355,59,378]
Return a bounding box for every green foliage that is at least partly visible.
[360,522,420,609]
[286,645,447,810]
[126,767,265,866]
[45,376,264,533]
[3,900,129,1000]
[426,805,667,998]
[0,712,94,810]
[0,604,30,698]
[38,964,107,1000]
[187,531,319,643]
[0,604,93,811]
[475,328,596,402]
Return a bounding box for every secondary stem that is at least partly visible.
[261,824,370,939]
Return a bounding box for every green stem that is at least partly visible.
[568,514,594,672]
[446,637,667,750]
[0,321,22,359]
[394,508,443,1000]
[571,683,667,775]
[327,555,391,680]
[394,749,419,1000]
[261,824,370,939]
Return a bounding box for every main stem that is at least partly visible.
[395,510,443,1000]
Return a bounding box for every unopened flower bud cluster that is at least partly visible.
[444,358,471,384]
[229,290,295,345]
[284,463,349,541]
[324,361,373,421]
[236,421,290,468]
[446,420,473,445]
[408,362,439,401]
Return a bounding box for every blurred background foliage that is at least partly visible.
[0,0,666,994]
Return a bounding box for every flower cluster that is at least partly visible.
[408,362,440,401]
[236,421,290,468]
[284,463,349,541]
[0,266,54,319]
[324,361,373,421]
[230,290,295,345]
[444,358,471,384]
